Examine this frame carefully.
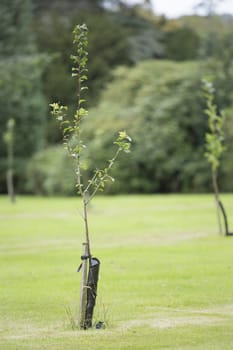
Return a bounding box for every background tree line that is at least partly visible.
[1,0,233,194]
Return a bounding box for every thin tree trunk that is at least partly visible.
[6,168,15,203]
[83,195,91,257]
[212,170,223,235]
[218,200,229,235]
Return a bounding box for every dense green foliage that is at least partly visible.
[83,60,209,193]
[165,27,200,61]
[0,0,47,193]
[1,0,233,194]
[0,57,46,157]
[0,0,34,55]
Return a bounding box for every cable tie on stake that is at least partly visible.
[77,255,91,272]
[81,255,91,260]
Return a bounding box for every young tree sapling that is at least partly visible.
[50,24,132,329]
[202,78,230,235]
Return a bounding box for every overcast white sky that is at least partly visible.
[125,0,233,18]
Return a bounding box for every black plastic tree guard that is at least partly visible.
[218,200,233,236]
[84,257,100,329]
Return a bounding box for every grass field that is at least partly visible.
[1,194,233,349]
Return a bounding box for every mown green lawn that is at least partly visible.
[1,194,233,349]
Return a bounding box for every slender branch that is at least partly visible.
[108,148,121,170]
[87,147,122,204]
[84,171,99,194]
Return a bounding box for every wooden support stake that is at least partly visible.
[78,242,89,329]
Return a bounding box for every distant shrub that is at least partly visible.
[26,146,76,195]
